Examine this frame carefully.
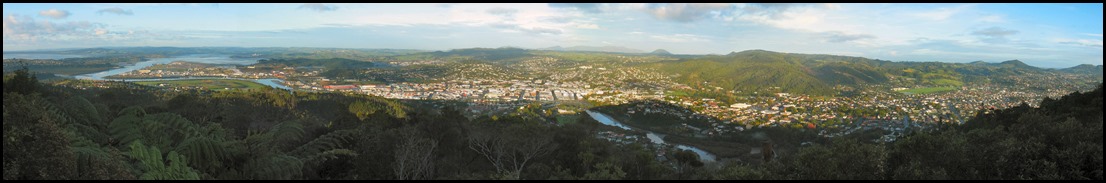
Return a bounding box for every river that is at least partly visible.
[585,110,718,162]
[3,53,91,60]
[72,54,291,90]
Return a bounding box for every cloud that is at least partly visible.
[645,3,733,23]
[4,15,105,42]
[97,8,134,15]
[650,33,708,42]
[486,7,519,16]
[575,23,599,29]
[972,27,1018,38]
[821,31,875,43]
[299,3,338,12]
[972,26,1019,42]
[1086,33,1103,37]
[977,14,1004,23]
[549,3,603,13]
[38,9,71,19]
[738,3,802,20]
[489,23,562,35]
[1059,39,1104,48]
[911,4,974,21]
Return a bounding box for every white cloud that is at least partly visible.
[978,14,1005,23]
[299,3,338,12]
[341,3,592,38]
[972,26,1019,43]
[487,7,519,16]
[821,31,875,43]
[97,8,134,15]
[909,4,975,21]
[4,15,104,42]
[576,23,599,29]
[1057,38,1104,48]
[650,33,708,42]
[645,3,732,23]
[39,9,71,19]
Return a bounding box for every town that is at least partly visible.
[119,57,1101,144]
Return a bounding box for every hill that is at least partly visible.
[645,50,891,95]
[540,45,645,53]
[1060,64,1104,75]
[650,49,673,55]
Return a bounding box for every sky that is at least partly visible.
[3,3,1103,68]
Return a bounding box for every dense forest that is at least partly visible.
[3,66,1102,180]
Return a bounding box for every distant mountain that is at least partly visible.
[539,45,645,53]
[997,60,1038,70]
[1060,64,1104,75]
[650,49,673,55]
[643,49,1103,96]
[966,60,1039,70]
[646,49,892,95]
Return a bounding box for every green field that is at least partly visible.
[666,90,691,97]
[135,79,270,91]
[898,86,957,95]
[556,114,581,125]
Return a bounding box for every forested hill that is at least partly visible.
[3,65,1103,180]
[645,49,1099,96]
[1,67,685,180]
[644,50,893,95]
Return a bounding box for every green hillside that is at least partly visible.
[644,50,892,95]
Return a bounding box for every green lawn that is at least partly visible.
[666,90,690,97]
[898,86,957,95]
[556,114,581,125]
[135,79,270,91]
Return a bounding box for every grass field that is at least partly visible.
[135,79,270,91]
[666,90,691,97]
[556,114,581,125]
[899,86,957,95]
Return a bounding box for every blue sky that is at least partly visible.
[3,3,1102,68]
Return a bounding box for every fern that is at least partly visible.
[174,136,229,173]
[109,113,143,147]
[291,129,358,158]
[72,144,114,178]
[128,141,201,180]
[302,149,358,166]
[246,154,303,180]
[144,113,201,147]
[62,96,103,127]
[68,123,110,145]
[267,119,305,150]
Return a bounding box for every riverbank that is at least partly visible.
[589,108,751,160]
[585,110,719,162]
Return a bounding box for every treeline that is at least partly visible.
[2,67,689,180]
[3,66,1101,180]
[3,54,166,76]
[712,83,1103,180]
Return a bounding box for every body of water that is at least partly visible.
[585,110,717,162]
[112,77,292,91]
[76,54,258,80]
[3,53,90,60]
[73,54,291,90]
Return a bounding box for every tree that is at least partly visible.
[467,120,558,180]
[3,65,39,95]
[127,141,201,180]
[393,128,437,180]
[582,162,626,180]
[3,93,78,180]
[673,149,703,179]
